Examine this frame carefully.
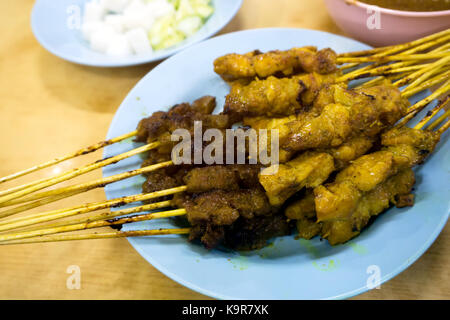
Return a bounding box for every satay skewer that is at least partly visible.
[0,69,447,219]
[1,115,448,246]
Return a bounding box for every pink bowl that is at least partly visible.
[323,0,450,47]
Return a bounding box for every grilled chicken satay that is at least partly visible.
[214,47,337,82]
[225,72,338,119]
[256,134,375,207]
[244,113,376,164]
[281,81,409,152]
[287,168,416,245]
[259,151,335,206]
[313,127,440,235]
[320,135,376,170]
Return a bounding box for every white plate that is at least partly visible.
[31,0,242,67]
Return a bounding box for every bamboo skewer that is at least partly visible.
[336,52,449,64]
[428,108,450,131]
[338,29,450,58]
[0,208,187,242]
[0,135,150,199]
[414,95,450,130]
[0,190,85,220]
[395,56,450,89]
[20,200,173,233]
[0,160,174,210]
[397,80,450,127]
[403,56,450,91]
[402,69,450,98]
[0,228,191,245]
[438,116,450,134]
[407,80,450,114]
[337,29,450,70]
[340,35,450,80]
[0,142,160,205]
[0,186,187,232]
[0,130,137,184]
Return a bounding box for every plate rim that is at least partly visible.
[30,0,243,67]
[103,27,450,300]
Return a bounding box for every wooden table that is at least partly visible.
[0,0,448,300]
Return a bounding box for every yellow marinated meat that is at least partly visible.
[259,151,335,206]
[322,135,375,169]
[281,82,409,152]
[314,127,440,224]
[224,72,338,119]
[243,114,298,163]
[322,168,415,245]
[288,169,415,245]
[214,47,337,81]
[245,116,375,164]
[285,190,322,240]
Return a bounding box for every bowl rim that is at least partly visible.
[347,0,450,17]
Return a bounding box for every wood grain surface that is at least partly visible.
[0,0,448,300]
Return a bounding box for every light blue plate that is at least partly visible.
[102,29,450,299]
[31,0,242,67]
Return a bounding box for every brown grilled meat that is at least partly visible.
[174,187,277,249]
[135,96,231,150]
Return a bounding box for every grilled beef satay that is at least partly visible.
[214,47,337,82]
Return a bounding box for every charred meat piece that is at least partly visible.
[135,96,230,146]
[180,188,272,226]
[179,187,276,249]
[223,214,291,251]
[183,164,261,193]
